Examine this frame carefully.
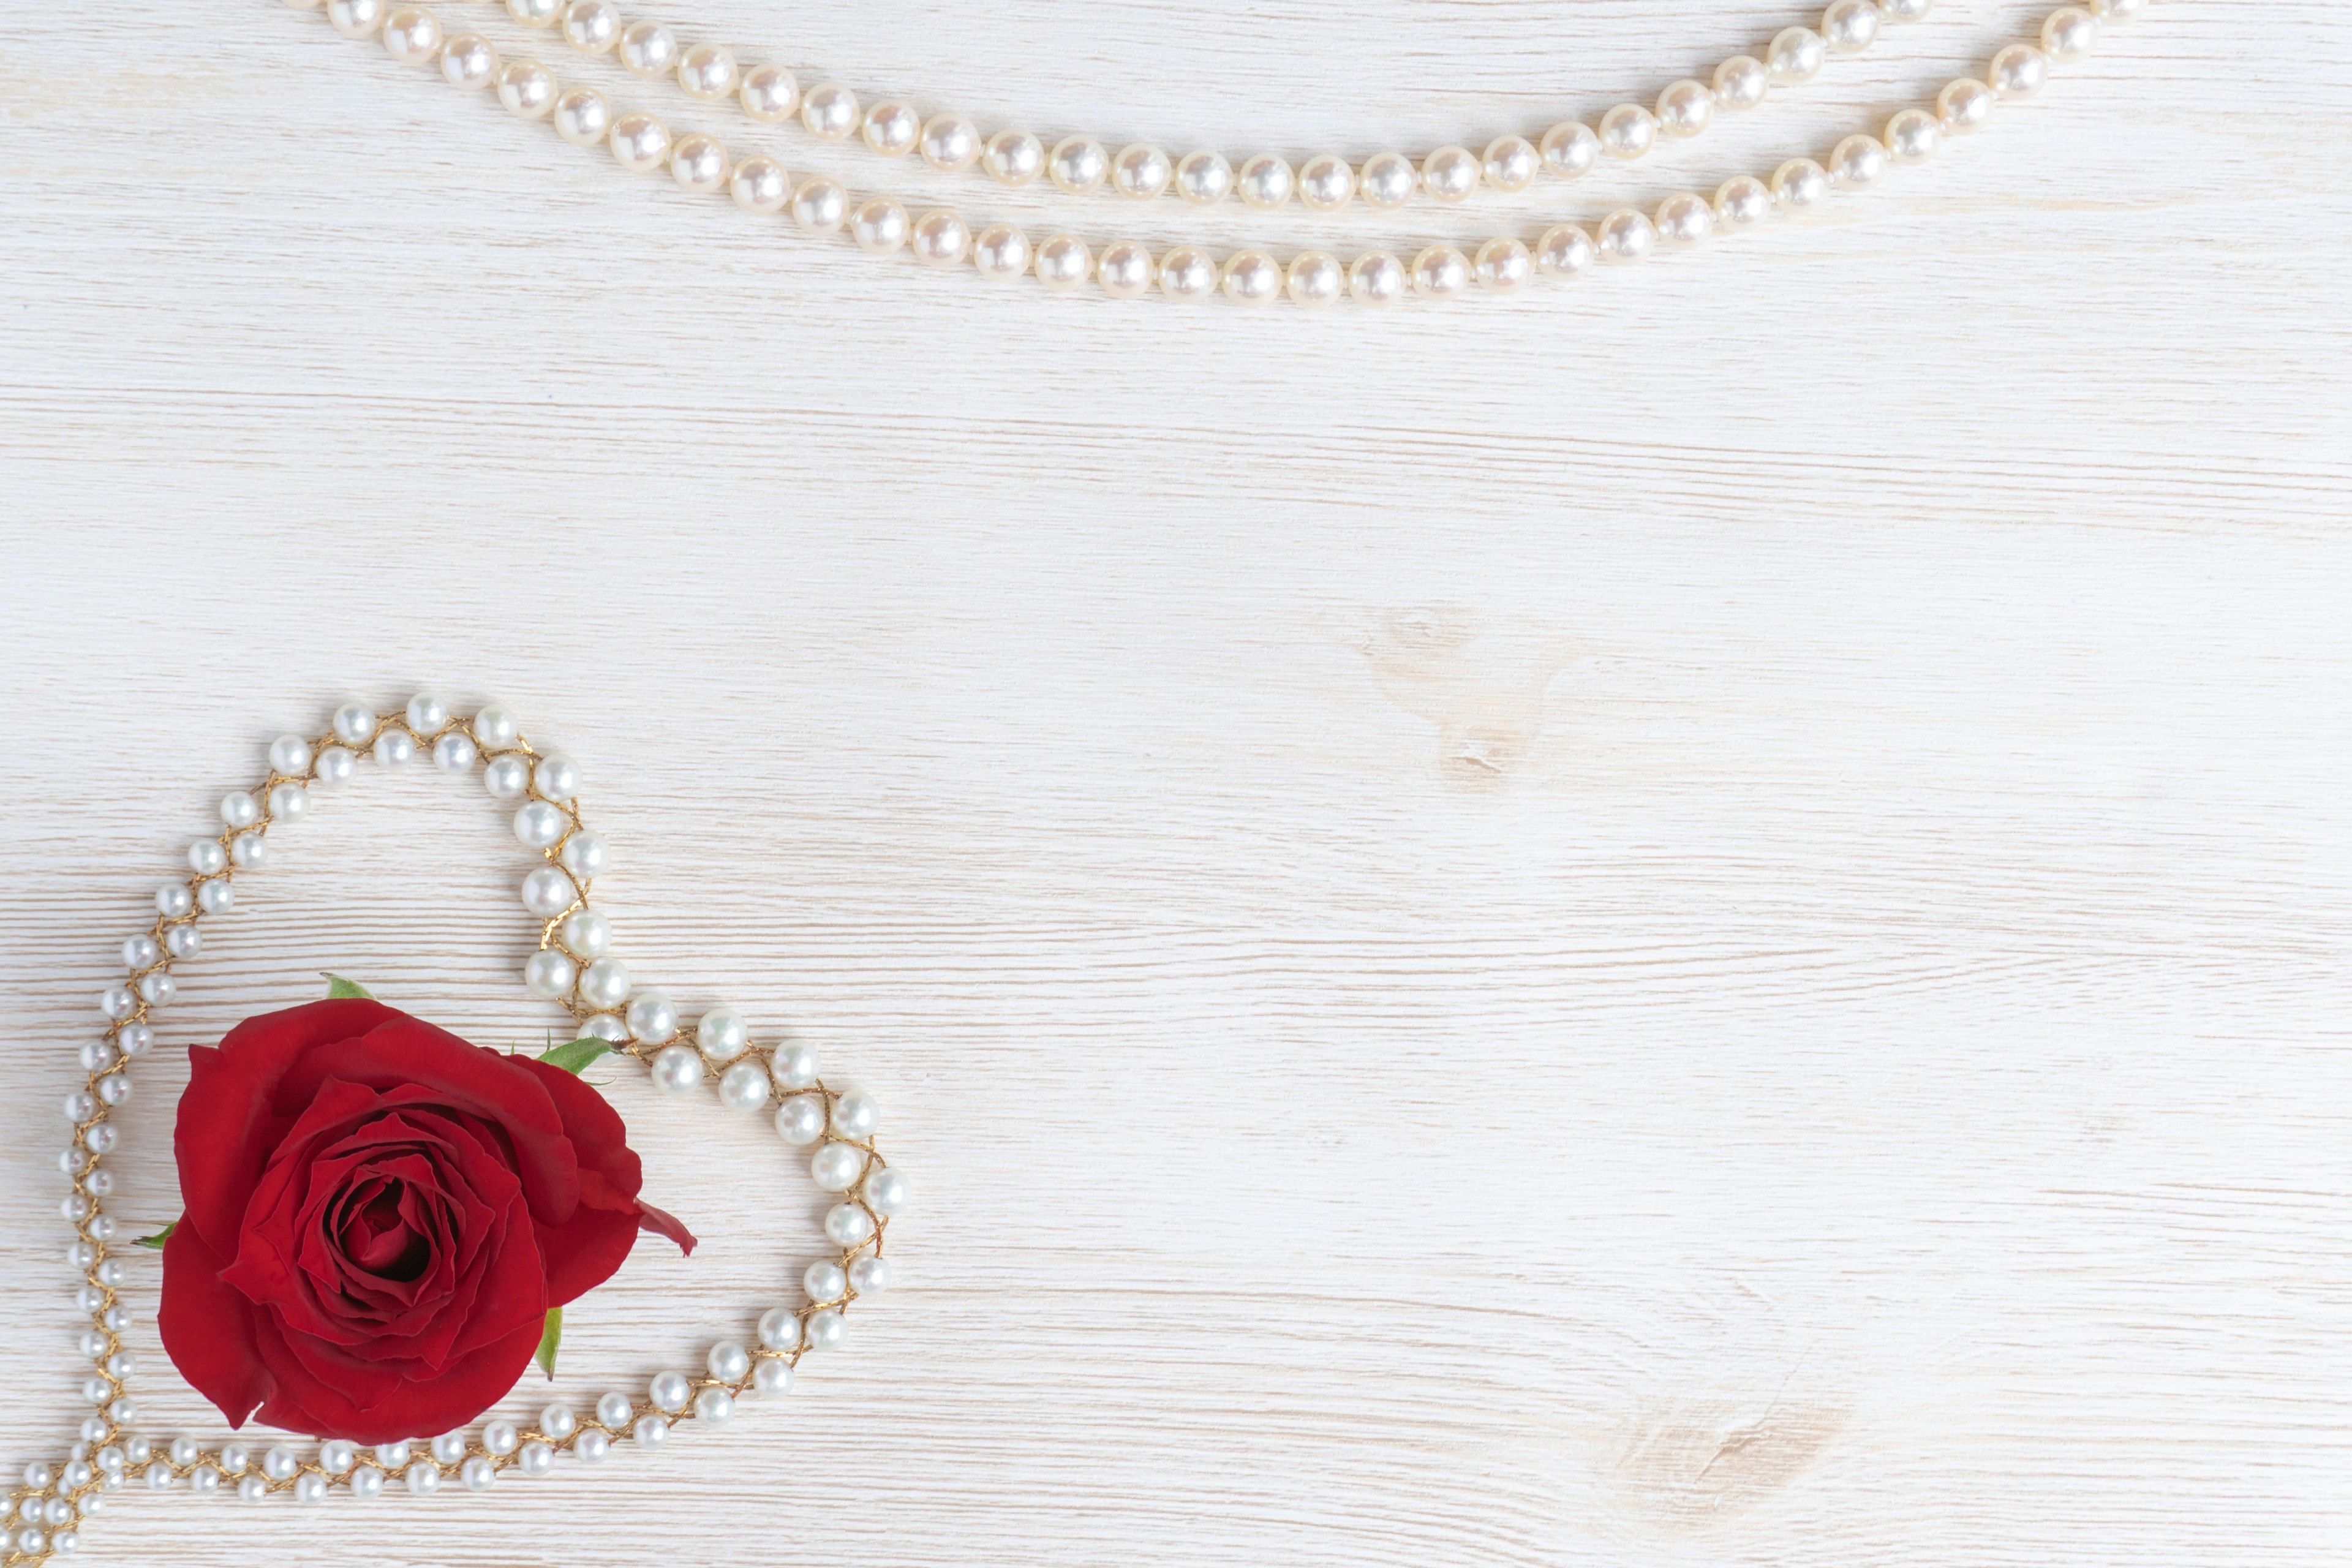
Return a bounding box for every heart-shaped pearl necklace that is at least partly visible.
[4,699,902,1566]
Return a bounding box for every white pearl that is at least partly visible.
[791,178,846,233]
[982,129,1044,186]
[695,1387,734,1424]
[164,922,199,959]
[484,755,529,798]
[1885,108,1940,163]
[1537,122,1598,179]
[850,198,908,255]
[1989,43,2048,97]
[330,701,375,745]
[1654,79,1714,137]
[429,1433,467,1466]
[1472,238,1532,293]
[1235,154,1294,208]
[802,1308,845,1349]
[380,6,441,65]
[559,831,606,876]
[189,840,227,876]
[1110,143,1172,200]
[1172,150,1232,205]
[1048,137,1109,194]
[824,1202,876,1246]
[557,908,609,957]
[1830,133,1887,188]
[1417,145,1479,202]
[739,64,798,123]
[400,693,446,733]
[911,209,970,268]
[609,112,671,174]
[831,1091,878,1139]
[1284,252,1343,310]
[631,1415,668,1447]
[524,949,573,1001]
[731,154,791,214]
[864,1166,909,1215]
[314,745,356,786]
[80,1040,116,1072]
[559,0,616,52]
[440,32,499,88]
[237,1474,267,1502]
[221,791,260,829]
[350,1465,384,1498]
[1882,0,1931,16]
[615,18,676,76]
[848,1255,891,1295]
[1596,105,1657,159]
[757,1306,803,1351]
[522,865,575,916]
[1655,192,1714,247]
[1356,151,1415,208]
[649,1371,691,1412]
[1770,157,1831,211]
[326,0,386,37]
[1714,55,1770,109]
[143,1463,172,1490]
[372,729,414,768]
[752,1357,794,1396]
[972,223,1031,281]
[514,801,566,848]
[262,1447,298,1482]
[552,86,609,146]
[920,115,980,172]
[862,101,921,157]
[718,1059,770,1110]
[189,1466,220,1494]
[577,956,629,1008]
[1481,135,1539,192]
[1409,245,1470,299]
[269,734,311,775]
[1714,175,1774,229]
[670,134,729,195]
[2042,6,2099,61]
[1097,239,1155,299]
[649,1043,701,1094]
[1035,235,1092,292]
[595,1392,633,1427]
[432,733,477,772]
[775,1095,826,1145]
[138,970,177,1006]
[1218,250,1280,306]
[1292,154,1353,213]
[482,1422,519,1456]
[270,782,311,820]
[584,1014,628,1041]
[170,1439,202,1468]
[804,1259,847,1302]
[197,878,235,914]
[65,1088,96,1119]
[676,42,736,99]
[811,1141,867,1191]
[540,1402,577,1440]
[516,1441,554,1476]
[1768,25,1826,83]
[1822,0,1881,55]
[319,1441,355,1474]
[460,1456,494,1491]
[1159,245,1218,300]
[626,989,679,1042]
[1938,77,1997,133]
[692,1006,747,1059]
[1595,209,1657,263]
[229,831,268,870]
[119,1020,156,1055]
[1347,251,1406,307]
[575,1430,611,1463]
[2090,0,2143,17]
[471,704,518,748]
[706,1341,751,1381]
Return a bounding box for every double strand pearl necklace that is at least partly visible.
[2,699,905,1568]
[292,0,2143,307]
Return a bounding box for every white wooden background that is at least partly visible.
[4,1,2351,1564]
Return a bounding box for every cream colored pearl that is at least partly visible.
[1159,245,1218,299]
[1174,150,1233,205]
[1357,151,1415,208]
[1286,251,1343,309]
[496,59,555,117]
[1713,55,1770,109]
[1035,233,1092,291]
[739,64,798,123]
[790,176,846,233]
[1594,209,1656,263]
[676,42,735,100]
[1882,0,1931,17]
[286,0,325,8]
[919,115,980,171]
[1654,80,1713,138]
[616,19,676,77]
[1111,143,1172,200]
[440,34,499,88]
[1237,154,1294,209]
[2041,6,2099,61]
[851,197,908,254]
[669,132,726,194]
[1534,224,1593,277]
[982,129,1044,186]
[1713,174,1773,229]
[729,154,790,213]
[1481,135,1539,192]
[863,102,920,157]
[1655,192,1714,247]
[910,209,969,268]
[558,0,616,54]
[1049,137,1109,194]
[609,111,669,173]
[1472,237,1532,293]
[1298,153,1355,211]
[2088,0,2143,18]
[1988,44,2048,98]
[1767,26,1826,84]
[1419,145,1479,202]
[1937,77,1996,133]
[1409,245,1469,299]
[506,0,559,25]
[552,85,608,145]
[1829,132,1887,188]
[1770,156,1830,210]
[1221,249,1283,305]
[801,81,859,140]
[1537,121,1599,179]
[971,223,1030,281]
[1884,107,1940,164]
[1597,105,1657,160]
[1821,0,1881,55]
[1097,240,1156,298]
[326,0,386,37]
[1348,251,1406,307]
[382,7,442,66]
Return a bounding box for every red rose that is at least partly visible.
[160,998,692,1443]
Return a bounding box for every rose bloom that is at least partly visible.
[160,998,691,1442]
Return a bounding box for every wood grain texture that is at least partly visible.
[3,1,2351,1564]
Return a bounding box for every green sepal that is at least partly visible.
[323,974,375,1000]
[536,1038,611,1076]
[535,1306,563,1379]
[135,1221,177,1250]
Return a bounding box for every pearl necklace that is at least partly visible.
[292,0,2141,306]
[2,699,903,1567]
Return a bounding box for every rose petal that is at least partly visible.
[157,1219,271,1430]
[247,1300,546,1444]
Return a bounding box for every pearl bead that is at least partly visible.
[99,1072,132,1107]
[694,1387,734,1424]
[552,86,609,146]
[431,733,476,772]
[1656,193,1714,247]
[522,865,576,916]
[262,1447,298,1482]
[730,154,791,214]
[578,956,630,1008]
[610,111,671,173]
[1295,154,1353,211]
[649,1043,701,1093]
[830,1091,878,1139]
[632,1415,668,1447]
[803,1308,845,1349]
[1472,237,1532,293]
[973,222,1031,281]
[758,1306,803,1350]
[848,1255,891,1295]
[516,1441,554,1476]
[1221,250,1283,306]
[2090,0,2143,17]
[1111,143,1172,200]
[1348,152,1410,210]
[1884,108,1940,163]
[460,1456,494,1491]
[189,839,227,876]
[1173,150,1233,205]
[197,878,235,914]
[812,1141,868,1191]
[804,1259,847,1301]
[1654,79,1714,138]
[1409,245,1469,299]
[1537,122,1598,179]
[222,791,261,829]
[469,703,516,748]
[706,1341,751,1381]
[351,1464,385,1498]
[1235,154,1294,209]
[440,32,499,88]
[380,6,440,64]
[559,0,616,52]
[1098,239,1155,300]
[1989,43,2048,98]
[1035,234,1092,291]
[1768,26,1826,83]
[775,1042,818,1087]
[170,1439,202,1468]
[1883,0,1931,16]
[595,1392,633,1427]
[228,829,268,868]
[559,830,605,876]
[429,1433,467,1466]
[189,1467,219,1494]
[318,1441,355,1474]
[144,1463,172,1490]
[1159,244,1218,300]
[65,1088,96,1120]
[273,778,313,817]
[555,909,608,959]
[626,989,678,1041]
[372,729,415,768]
[921,115,981,172]
[670,134,728,195]
[1049,137,1109,194]
[314,745,356,786]
[863,101,920,157]
[583,1013,628,1041]
[575,1430,611,1462]
[1481,136,1539,192]
[1714,175,1774,229]
[1285,251,1343,309]
[800,81,858,140]
[268,734,311,775]
[676,42,735,99]
[326,0,386,37]
[1830,133,1887,187]
[1419,145,1479,201]
[1714,55,1770,109]
[717,1059,770,1110]
[1348,251,1406,306]
[739,63,798,122]
[1770,157,1831,211]
[1938,77,1997,133]
[982,129,1044,186]
[2042,6,2099,61]
[1822,0,1881,55]
[119,1021,156,1055]
[753,1357,795,1396]
[1597,105,1657,160]
[237,1475,267,1502]
[514,801,566,848]
[540,1401,577,1440]
[791,178,846,233]
[650,1370,692,1412]
[615,19,676,77]
[824,1201,876,1246]
[1595,209,1657,263]
[484,755,529,797]
[138,969,178,1005]
[850,197,910,255]
[775,1095,826,1145]
[330,701,375,745]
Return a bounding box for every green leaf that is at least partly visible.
[534,1306,562,1380]
[323,974,375,1000]
[537,1038,611,1076]
[134,1221,176,1250]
